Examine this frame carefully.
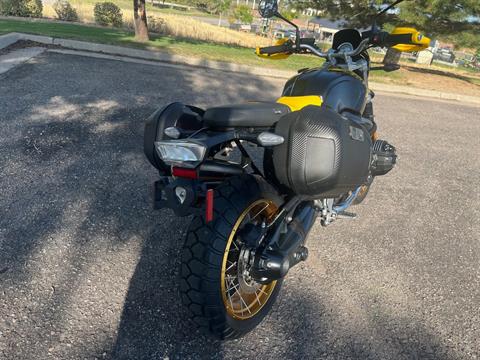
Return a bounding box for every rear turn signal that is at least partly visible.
[206,189,214,223]
[172,167,198,179]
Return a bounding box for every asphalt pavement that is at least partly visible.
[0,51,479,360]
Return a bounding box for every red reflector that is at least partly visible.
[206,189,214,223]
[172,167,197,179]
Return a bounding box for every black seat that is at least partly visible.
[203,102,290,128]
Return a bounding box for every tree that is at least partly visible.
[293,0,480,48]
[281,10,297,21]
[232,4,253,24]
[399,1,479,34]
[133,0,149,42]
[209,0,232,26]
[293,0,385,28]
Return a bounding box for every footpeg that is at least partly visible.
[337,211,357,219]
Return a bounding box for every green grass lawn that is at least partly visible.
[0,18,322,71]
[2,17,478,90]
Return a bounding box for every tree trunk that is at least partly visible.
[133,0,149,42]
[218,12,222,27]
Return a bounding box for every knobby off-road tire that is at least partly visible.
[180,175,284,339]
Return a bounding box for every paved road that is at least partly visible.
[0,51,479,360]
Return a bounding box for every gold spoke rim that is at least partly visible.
[220,199,278,320]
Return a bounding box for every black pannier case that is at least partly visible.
[144,102,204,174]
[272,105,371,198]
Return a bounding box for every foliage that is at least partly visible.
[399,1,479,33]
[294,0,480,48]
[207,0,231,15]
[147,15,165,33]
[192,0,212,12]
[232,4,253,24]
[0,0,43,17]
[53,0,79,21]
[293,0,388,27]
[94,2,122,27]
[280,10,297,21]
[25,0,42,17]
[399,0,479,48]
[444,30,480,50]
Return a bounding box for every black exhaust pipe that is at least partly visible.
[250,204,317,283]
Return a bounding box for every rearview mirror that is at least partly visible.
[258,0,278,19]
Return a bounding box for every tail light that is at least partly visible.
[155,140,206,167]
[172,167,198,179]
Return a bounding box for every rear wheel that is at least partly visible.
[180,175,283,339]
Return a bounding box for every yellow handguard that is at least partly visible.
[256,38,292,60]
[390,27,431,52]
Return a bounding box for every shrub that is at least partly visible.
[25,0,42,17]
[232,5,253,24]
[147,15,166,33]
[0,0,43,17]
[53,0,78,21]
[94,2,122,27]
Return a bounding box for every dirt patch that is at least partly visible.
[370,61,480,97]
[401,66,480,97]
[0,39,60,56]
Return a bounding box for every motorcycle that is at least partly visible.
[143,0,430,339]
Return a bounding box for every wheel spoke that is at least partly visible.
[221,199,278,319]
[226,279,239,294]
[226,261,236,272]
[226,280,236,310]
[250,204,270,222]
[231,240,240,250]
[236,289,252,314]
[254,289,263,306]
[258,287,268,296]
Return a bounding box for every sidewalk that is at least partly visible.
[1,32,479,105]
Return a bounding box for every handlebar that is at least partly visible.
[371,31,421,47]
[256,42,294,55]
[384,33,414,46]
[257,37,371,60]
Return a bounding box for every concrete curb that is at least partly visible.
[0,32,292,79]
[0,47,45,75]
[0,32,20,49]
[1,32,479,105]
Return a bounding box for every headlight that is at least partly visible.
[155,140,206,166]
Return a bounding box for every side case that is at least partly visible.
[272,105,371,198]
[144,102,204,174]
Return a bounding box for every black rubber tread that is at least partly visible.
[180,175,283,339]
